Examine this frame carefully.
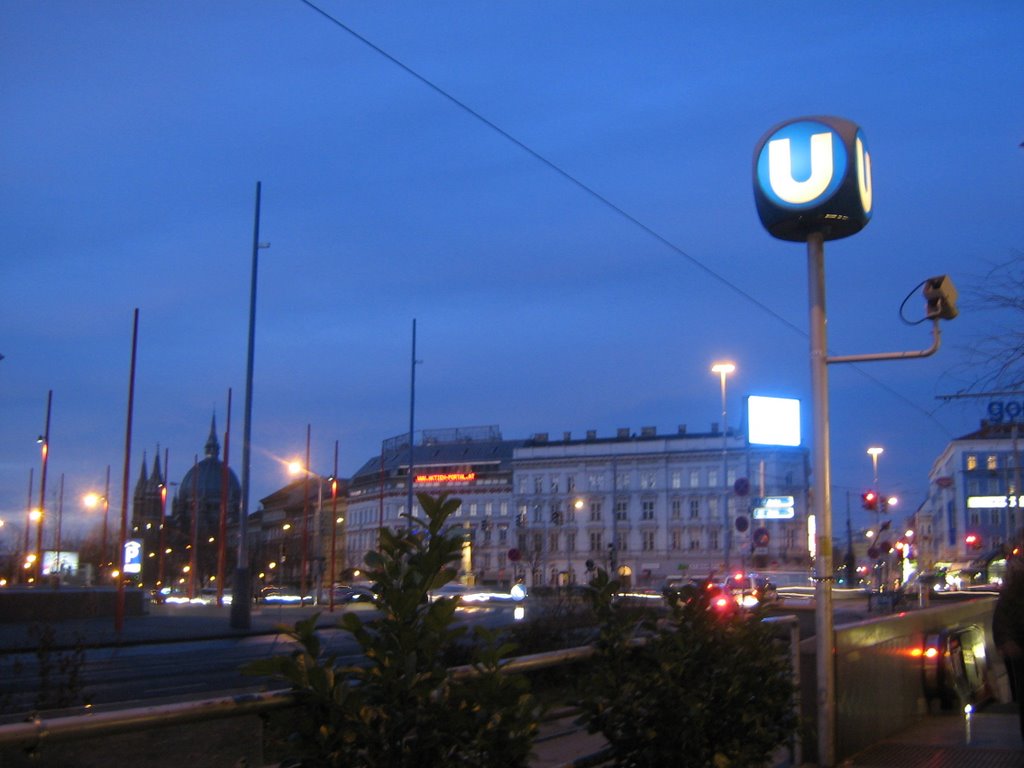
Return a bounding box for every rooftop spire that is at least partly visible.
[205,413,220,459]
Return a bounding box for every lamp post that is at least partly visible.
[84,465,112,579]
[711,362,735,571]
[329,439,339,612]
[289,443,326,606]
[35,390,53,582]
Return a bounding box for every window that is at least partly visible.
[688,537,700,551]
[551,477,560,494]
[589,473,603,491]
[689,499,700,519]
[534,476,543,494]
[567,475,576,493]
[727,468,737,486]
[671,530,682,550]
[987,455,998,471]
[709,530,719,550]
[590,531,603,551]
[689,470,701,488]
[532,504,543,523]
[966,455,978,471]
[498,525,508,544]
[671,499,682,520]
[617,471,630,490]
[567,532,576,553]
[671,470,682,490]
[708,497,719,516]
[641,471,656,490]
[468,503,478,517]
[641,500,655,520]
[518,477,528,494]
[616,533,628,552]
[484,502,492,517]
[549,533,559,553]
[642,531,655,551]
[589,502,603,522]
[708,469,719,487]
[499,501,508,517]
[615,500,628,521]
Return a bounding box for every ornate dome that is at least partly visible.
[176,416,241,524]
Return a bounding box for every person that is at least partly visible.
[993,549,1024,741]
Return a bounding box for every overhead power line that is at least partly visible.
[297,0,952,437]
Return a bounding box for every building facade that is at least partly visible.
[343,424,811,589]
[919,420,1023,569]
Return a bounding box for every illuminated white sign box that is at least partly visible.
[752,496,795,520]
[967,495,1022,509]
[747,396,801,447]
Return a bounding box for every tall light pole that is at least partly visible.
[84,466,112,579]
[232,181,268,630]
[711,362,735,571]
[35,390,52,582]
[329,439,339,612]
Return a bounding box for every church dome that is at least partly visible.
[176,416,241,523]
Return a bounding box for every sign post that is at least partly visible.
[754,116,873,767]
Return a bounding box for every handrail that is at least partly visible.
[0,615,801,761]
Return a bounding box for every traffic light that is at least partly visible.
[923,275,959,320]
[965,533,981,550]
[861,490,878,511]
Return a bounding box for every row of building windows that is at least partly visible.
[518,468,743,495]
[964,453,1020,472]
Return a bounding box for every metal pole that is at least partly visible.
[407,318,417,520]
[232,181,262,629]
[301,425,310,605]
[23,468,32,583]
[102,465,110,577]
[329,439,338,612]
[157,456,167,594]
[116,308,139,635]
[808,232,836,766]
[55,474,64,580]
[217,389,232,606]
[35,390,52,581]
[720,372,730,572]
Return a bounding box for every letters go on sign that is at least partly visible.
[753,116,872,242]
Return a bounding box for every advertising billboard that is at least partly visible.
[747,395,801,447]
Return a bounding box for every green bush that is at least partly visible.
[246,492,540,768]
[577,569,798,768]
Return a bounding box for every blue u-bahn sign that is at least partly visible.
[753,116,872,242]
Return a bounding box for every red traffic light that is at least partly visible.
[965,534,981,550]
[861,490,878,511]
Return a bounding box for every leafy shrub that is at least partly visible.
[577,569,798,768]
[247,492,540,768]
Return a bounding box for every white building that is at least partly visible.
[920,419,1023,569]
[345,423,810,589]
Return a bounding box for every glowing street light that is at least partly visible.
[711,361,736,569]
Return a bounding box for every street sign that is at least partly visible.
[751,496,795,519]
[507,548,521,562]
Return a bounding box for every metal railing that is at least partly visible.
[0,615,802,766]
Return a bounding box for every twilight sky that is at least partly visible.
[1,1,1022,543]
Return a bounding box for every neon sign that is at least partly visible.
[415,472,476,484]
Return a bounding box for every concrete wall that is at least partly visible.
[800,597,1002,763]
[0,587,148,623]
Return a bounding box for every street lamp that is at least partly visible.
[83,465,112,578]
[867,446,883,491]
[289,438,326,606]
[35,389,53,582]
[711,362,735,570]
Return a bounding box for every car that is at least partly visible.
[722,573,778,607]
[332,584,376,604]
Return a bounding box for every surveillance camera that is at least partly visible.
[923,275,958,321]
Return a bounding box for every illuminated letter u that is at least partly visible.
[767,131,834,205]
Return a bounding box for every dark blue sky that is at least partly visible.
[1,2,1021,540]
